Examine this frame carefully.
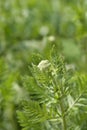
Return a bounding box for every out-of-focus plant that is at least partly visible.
[0,58,24,130]
[1,0,87,70]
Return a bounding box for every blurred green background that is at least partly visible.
[0,0,87,130]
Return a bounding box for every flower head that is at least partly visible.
[37,60,51,71]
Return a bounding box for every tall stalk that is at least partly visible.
[53,69,67,130]
[60,100,67,130]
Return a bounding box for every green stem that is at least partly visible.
[60,100,67,130]
[51,65,67,130]
[59,83,67,130]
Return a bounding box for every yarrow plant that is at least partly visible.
[17,53,87,130]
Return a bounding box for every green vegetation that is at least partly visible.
[0,0,87,130]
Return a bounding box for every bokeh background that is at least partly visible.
[0,0,87,130]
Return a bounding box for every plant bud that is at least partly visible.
[37,60,51,71]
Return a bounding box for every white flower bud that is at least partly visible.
[39,26,49,36]
[37,60,51,71]
[48,36,55,42]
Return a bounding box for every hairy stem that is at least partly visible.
[60,100,67,130]
[58,83,67,130]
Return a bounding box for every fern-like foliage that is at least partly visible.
[17,53,87,130]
